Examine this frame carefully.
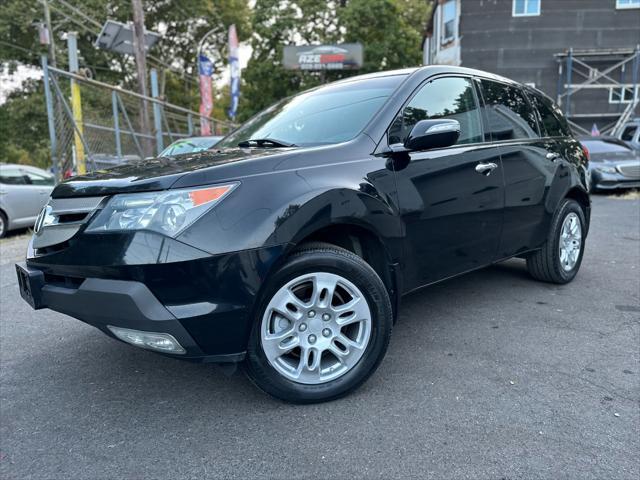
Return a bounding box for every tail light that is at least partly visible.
[581,144,590,161]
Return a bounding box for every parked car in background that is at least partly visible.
[618,118,640,150]
[160,136,223,157]
[580,136,640,192]
[0,164,55,238]
[16,66,590,403]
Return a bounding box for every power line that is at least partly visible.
[48,2,102,37]
[0,40,41,59]
[53,1,199,88]
[54,0,102,29]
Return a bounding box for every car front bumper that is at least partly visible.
[17,236,288,363]
[590,169,640,190]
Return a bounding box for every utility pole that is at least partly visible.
[41,0,56,67]
[40,0,64,180]
[131,0,152,156]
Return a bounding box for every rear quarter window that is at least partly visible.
[529,93,571,138]
[479,79,540,141]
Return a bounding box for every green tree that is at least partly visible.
[0,80,51,169]
[240,0,431,121]
[0,0,251,167]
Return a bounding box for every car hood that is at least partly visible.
[51,147,298,198]
[589,150,639,163]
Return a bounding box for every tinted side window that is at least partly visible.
[25,170,55,186]
[0,168,28,185]
[389,77,483,145]
[529,92,570,138]
[621,125,637,141]
[480,79,539,140]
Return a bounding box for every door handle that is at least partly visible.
[546,152,560,161]
[475,162,498,176]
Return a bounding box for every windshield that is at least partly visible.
[161,137,221,156]
[581,140,631,154]
[216,75,406,148]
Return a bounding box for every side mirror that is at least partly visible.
[404,119,461,152]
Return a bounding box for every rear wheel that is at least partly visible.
[245,242,392,403]
[526,199,586,284]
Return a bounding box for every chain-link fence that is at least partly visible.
[43,59,236,179]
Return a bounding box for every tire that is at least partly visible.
[0,210,7,239]
[245,242,393,403]
[526,199,586,284]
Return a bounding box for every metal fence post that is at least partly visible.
[41,55,59,181]
[67,32,86,174]
[111,91,123,159]
[632,46,639,103]
[150,69,163,155]
[49,75,96,171]
[115,94,145,160]
[187,114,194,136]
[565,48,573,117]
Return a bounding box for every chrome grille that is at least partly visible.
[33,196,106,250]
[617,163,640,179]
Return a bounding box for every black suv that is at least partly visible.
[17,66,590,403]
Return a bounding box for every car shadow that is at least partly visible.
[6,257,545,414]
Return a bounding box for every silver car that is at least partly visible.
[159,136,223,156]
[619,119,640,150]
[0,164,55,238]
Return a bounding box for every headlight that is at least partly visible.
[595,165,617,174]
[85,183,238,237]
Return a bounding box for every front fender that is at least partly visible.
[270,187,402,259]
[178,158,402,260]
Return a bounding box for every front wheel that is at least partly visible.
[526,199,586,284]
[245,242,393,403]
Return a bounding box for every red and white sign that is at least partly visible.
[199,54,214,135]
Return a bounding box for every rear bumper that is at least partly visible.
[17,242,288,362]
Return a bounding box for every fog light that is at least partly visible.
[107,326,186,354]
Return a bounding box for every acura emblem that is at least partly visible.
[34,205,52,234]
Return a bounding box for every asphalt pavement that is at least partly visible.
[1,194,638,480]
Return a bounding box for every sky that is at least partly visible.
[0,65,43,104]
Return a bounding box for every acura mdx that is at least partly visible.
[17,66,590,403]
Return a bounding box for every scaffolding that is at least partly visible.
[555,46,639,136]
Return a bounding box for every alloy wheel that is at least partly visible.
[559,212,582,271]
[260,272,372,385]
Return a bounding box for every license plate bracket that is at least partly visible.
[15,263,46,309]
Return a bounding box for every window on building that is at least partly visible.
[528,93,571,138]
[609,87,637,103]
[616,0,640,9]
[480,80,540,140]
[513,0,541,16]
[388,77,483,146]
[441,0,456,44]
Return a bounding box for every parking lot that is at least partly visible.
[0,194,638,479]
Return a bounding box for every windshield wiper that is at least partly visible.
[237,138,297,148]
